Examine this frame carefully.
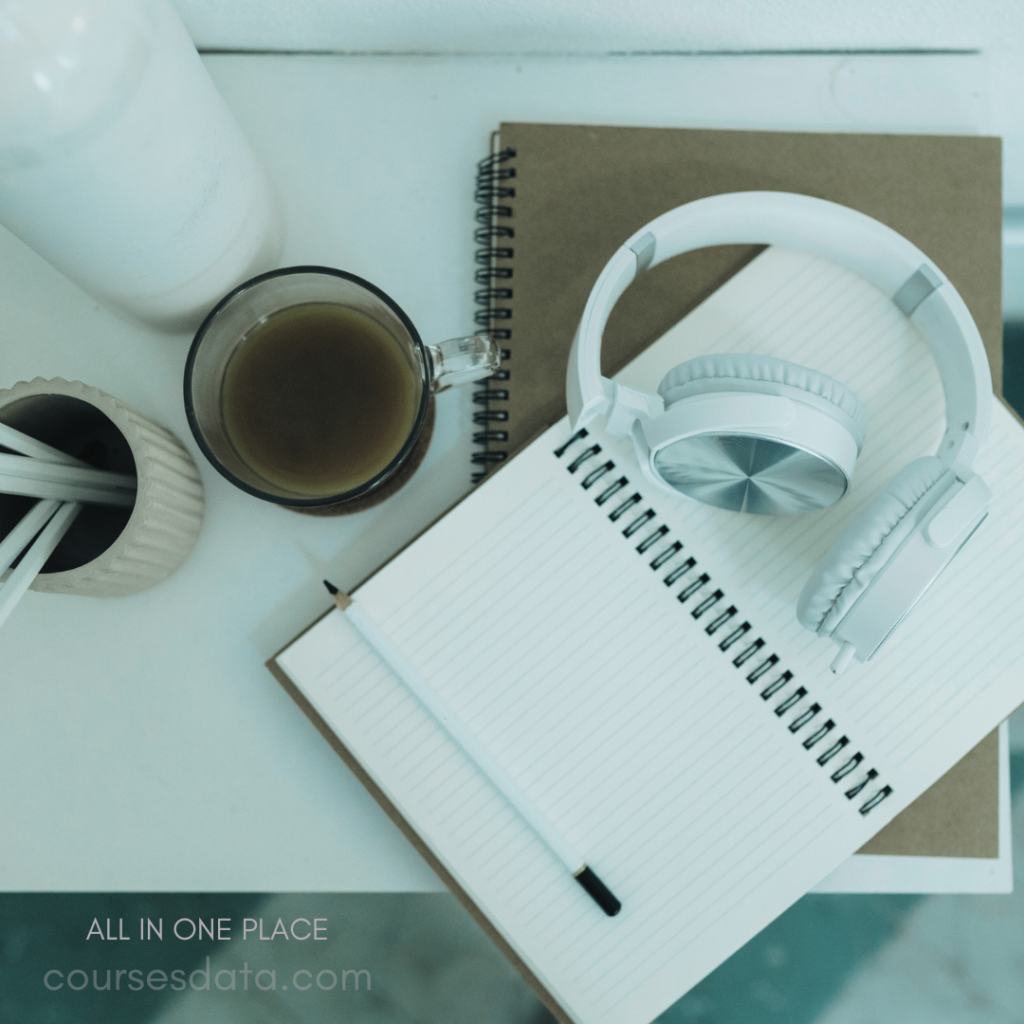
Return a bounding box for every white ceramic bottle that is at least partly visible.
[0,0,281,328]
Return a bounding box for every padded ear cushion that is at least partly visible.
[659,353,868,449]
[797,456,955,636]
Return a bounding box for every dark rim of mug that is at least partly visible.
[183,265,431,507]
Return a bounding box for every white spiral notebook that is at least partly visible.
[273,248,1024,1024]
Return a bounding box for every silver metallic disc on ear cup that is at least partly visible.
[652,433,849,515]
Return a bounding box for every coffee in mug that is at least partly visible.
[221,303,420,497]
[185,267,499,512]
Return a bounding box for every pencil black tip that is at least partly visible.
[575,866,621,917]
[323,579,339,595]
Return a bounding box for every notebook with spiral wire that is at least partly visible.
[470,123,1007,874]
[271,246,1024,1024]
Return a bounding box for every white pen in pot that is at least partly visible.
[0,502,81,631]
[0,378,204,598]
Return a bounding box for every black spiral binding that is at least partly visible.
[471,145,516,483]
[554,429,894,818]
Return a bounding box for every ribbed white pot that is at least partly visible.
[0,378,204,596]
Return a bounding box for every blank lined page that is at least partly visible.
[277,249,1024,1024]
[279,427,876,1024]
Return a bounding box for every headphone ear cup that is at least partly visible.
[648,353,867,515]
[797,456,955,637]
[658,353,868,449]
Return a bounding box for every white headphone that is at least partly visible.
[567,192,993,672]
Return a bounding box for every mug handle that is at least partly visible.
[426,334,501,393]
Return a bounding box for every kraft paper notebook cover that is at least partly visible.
[471,123,1004,862]
[271,247,1024,1024]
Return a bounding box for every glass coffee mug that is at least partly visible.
[184,267,500,513]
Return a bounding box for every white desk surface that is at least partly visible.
[0,52,997,891]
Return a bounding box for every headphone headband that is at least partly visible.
[567,192,991,467]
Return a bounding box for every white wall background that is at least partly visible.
[169,0,1020,55]
[169,0,1024,203]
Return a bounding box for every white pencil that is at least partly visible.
[0,453,136,491]
[0,473,136,508]
[0,499,62,578]
[323,580,621,916]
[0,502,81,630]
[0,422,91,468]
